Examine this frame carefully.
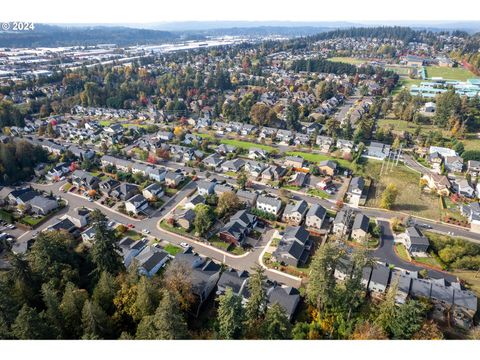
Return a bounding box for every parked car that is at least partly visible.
[142,229,150,234]
[127,224,135,229]
[180,242,189,248]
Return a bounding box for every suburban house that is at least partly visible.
[453,288,478,329]
[305,204,327,230]
[125,194,149,215]
[221,158,245,173]
[430,283,454,321]
[216,268,250,302]
[410,278,432,300]
[337,139,354,153]
[454,179,475,198]
[444,155,464,173]
[197,179,217,196]
[81,226,96,244]
[351,213,370,242]
[333,209,354,236]
[318,160,337,176]
[71,170,100,191]
[429,152,444,174]
[256,195,283,216]
[216,144,237,155]
[236,189,258,206]
[218,209,258,246]
[184,194,205,210]
[460,202,480,233]
[392,272,413,305]
[368,264,391,295]
[248,148,268,160]
[65,207,91,228]
[214,184,235,197]
[366,142,391,160]
[284,156,304,169]
[316,135,334,151]
[99,178,120,196]
[118,237,148,268]
[272,226,312,267]
[421,173,451,196]
[111,183,139,201]
[282,200,308,225]
[142,183,164,201]
[267,284,301,320]
[467,160,480,177]
[165,171,184,188]
[174,209,196,230]
[135,245,170,277]
[173,250,221,316]
[202,154,224,170]
[261,165,287,182]
[289,172,307,188]
[404,226,430,254]
[347,176,365,207]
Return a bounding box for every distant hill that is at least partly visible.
[0,24,179,48]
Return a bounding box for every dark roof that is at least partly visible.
[431,283,454,305]
[369,264,391,287]
[49,218,76,231]
[267,285,300,318]
[352,213,370,232]
[406,226,430,246]
[410,278,432,299]
[453,289,478,312]
[306,203,326,219]
[217,269,249,295]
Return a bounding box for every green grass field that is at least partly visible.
[363,161,442,220]
[462,133,480,151]
[377,118,437,135]
[392,77,423,95]
[195,133,275,152]
[286,151,353,169]
[328,57,366,65]
[385,65,412,75]
[425,66,479,81]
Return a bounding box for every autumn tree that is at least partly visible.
[193,204,214,237]
[217,191,241,217]
[380,184,398,210]
[163,261,194,312]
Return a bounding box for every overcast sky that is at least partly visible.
[2,0,479,24]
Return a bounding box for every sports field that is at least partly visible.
[328,57,366,65]
[425,66,478,81]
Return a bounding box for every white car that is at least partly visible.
[180,242,189,248]
[142,229,150,234]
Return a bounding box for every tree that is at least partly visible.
[134,276,159,321]
[81,300,113,339]
[12,304,51,339]
[193,204,214,237]
[217,191,241,217]
[163,261,194,311]
[216,288,244,339]
[380,183,398,210]
[237,170,248,190]
[306,243,343,311]
[41,282,63,338]
[245,265,267,336]
[136,290,188,340]
[92,271,118,315]
[90,210,123,276]
[261,303,291,339]
[389,300,427,339]
[60,282,89,339]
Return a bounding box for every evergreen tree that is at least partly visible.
[217,288,244,339]
[12,304,51,339]
[134,276,159,322]
[262,303,291,339]
[90,210,123,275]
[92,271,118,315]
[81,300,113,339]
[245,265,267,335]
[41,282,63,338]
[136,290,188,340]
[60,282,88,339]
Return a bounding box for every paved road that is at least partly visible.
[374,220,456,282]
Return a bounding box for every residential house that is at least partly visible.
[173,250,221,316]
[221,158,245,173]
[272,226,312,267]
[430,283,454,321]
[65,207,90,228]
[282,200,308,225]
[214,184,235,197]
[289,172,307,188]
[135,245,170,277]
[202,153,224,170]
[118,237,148,267]
[276,129,293,143]
[421,173,451,196]
[405,226,430,254]
[142,183,164,201]
[316,135,333,152]
[267,284,300,320]
[71,170,100,191]
[366,142,391,160]
[305,204,327,230]
[284,156,304,169]
[318,160,337,176]
[351,213,370,242]
[216,268,249,302]
[218,210,258,246]
[165,171,184,188]
[368,264,391,295]
[111,183,139,201]
[99,178,120,196]
[392,272,413,305]
[453,289,478,329]
[347,176,365,207]
[256,195,282,216]
[337,139,354,153]
[216,144,237,155]
[125,194,149,215]
[236,190,258,206]
[81,226,96,244]
[248,148,268,160]
[454,179,475,198]
[244,160,267,178]
[184,194,205,210]
[333,209,354,236]
[429,152,444,174]
[467,160,480,177]
[261,165,287,182]
[444,155,464,173]
[175,209,196,230]
[197,179,217,196]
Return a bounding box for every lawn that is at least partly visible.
[195,133,275,152]
[385,65,412,75]
[286,151,353,170]
[395,243,410,262]
[413,255,442,269]
[363,160,442,220]
[20,215,45,227]
[307,188,330,199]
[377,118,437,135]
[159,220,192,236]
[462,133,480,151]
[163,243,182,256]
[328,57,366,65]
[391,77,423,95]
[425,66,478,81]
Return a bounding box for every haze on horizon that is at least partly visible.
[2,0,480,25]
